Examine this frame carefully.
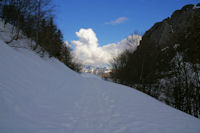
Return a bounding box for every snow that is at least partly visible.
[81,73,102,80]
[0,22,200,133]
[161,46,169,51]
[193,5,200,9]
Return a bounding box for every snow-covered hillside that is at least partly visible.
[0,23,200,133]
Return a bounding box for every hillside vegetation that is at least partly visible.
[0,0,82,72]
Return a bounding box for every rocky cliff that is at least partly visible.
[141,3,200,48]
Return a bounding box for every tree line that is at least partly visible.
[0,0,82,72]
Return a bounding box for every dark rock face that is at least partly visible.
[141,4,200,48]
[134,4,200,118]
[111,3,200,118]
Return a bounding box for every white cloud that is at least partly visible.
[71,28,141,66]
[105,17,128,25]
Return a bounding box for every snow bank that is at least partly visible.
[0,22,200,133]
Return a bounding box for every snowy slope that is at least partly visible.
[0,24,200,133]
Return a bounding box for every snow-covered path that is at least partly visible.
[68,78,127,133]
[0,29,200,132]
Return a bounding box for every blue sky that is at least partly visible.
[52,0,199,46]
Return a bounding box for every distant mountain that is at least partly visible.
[82,65,111,78]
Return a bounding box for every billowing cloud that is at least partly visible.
[71,28,141,66]
[105,17,128,25]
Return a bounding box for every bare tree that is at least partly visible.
[34,0,54,50]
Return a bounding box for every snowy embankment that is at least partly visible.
[0,22,200,133]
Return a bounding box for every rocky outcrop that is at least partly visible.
[141,3,200,48]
